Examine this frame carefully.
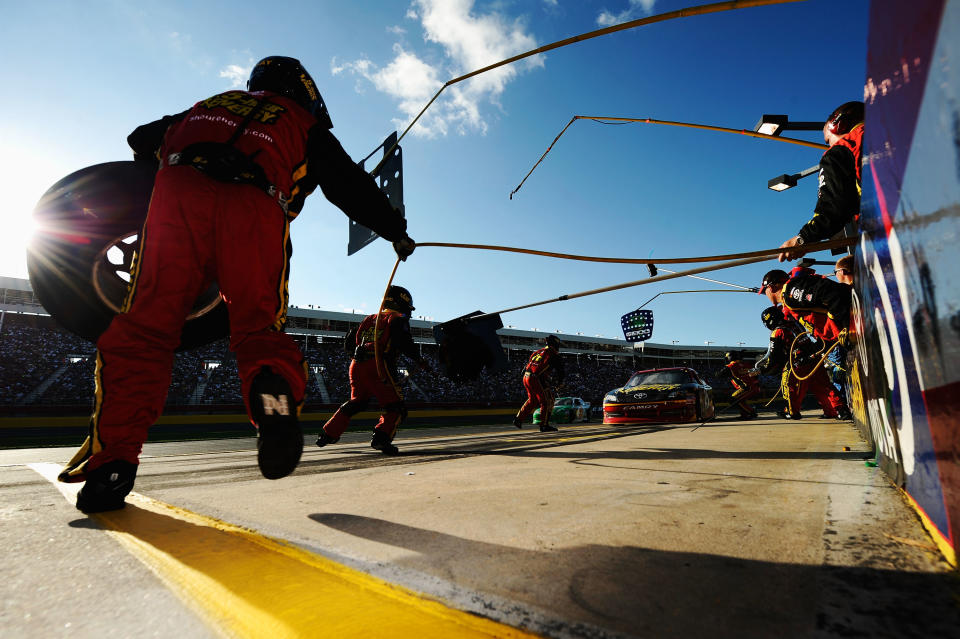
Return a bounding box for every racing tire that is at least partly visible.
[26,161,229,350]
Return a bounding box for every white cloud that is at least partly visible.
[597,0,656,27]
[219,63,251,88]
[168,31,191,52]
[387,25,406,35]
[543,0,558,6]
[332,0,542,137]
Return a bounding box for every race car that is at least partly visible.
[533,397,592,425]
[602,367,715,424]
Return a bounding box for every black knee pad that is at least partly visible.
[339,399,368,417]
[384,401,408,424]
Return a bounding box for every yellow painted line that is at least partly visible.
[900,486,957,568]
[29,463,539,639]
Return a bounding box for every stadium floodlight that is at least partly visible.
[768,164,819,192]
[753,114,824,137]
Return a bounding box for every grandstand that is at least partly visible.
[0,277,771,412]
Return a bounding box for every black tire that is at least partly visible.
[26,161,228,350]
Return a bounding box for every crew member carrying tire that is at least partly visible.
[316,286,429,456]
[59,56,416,513]
[514,335,565,432]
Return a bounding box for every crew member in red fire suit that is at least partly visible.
[317,286,428,456]
[60,57,416,513]
[754,306,848,420]
[758,269,851,342]
[779,101,864,262]
[717,351,759,419]
[513,335,565,432]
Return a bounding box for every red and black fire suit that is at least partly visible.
[755,316,845,418]
[60,89,408,481]
[797,124,863,243]
[322,310,426,442]
[515,345,565,426]
[718,360,759,418]
[780,272,852,342]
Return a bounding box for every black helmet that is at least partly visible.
[825,101,865,136]
[248,56,333,128]
[758,269,789,295]
[761,305,783,330]
[545,335,562,349]
[724,351,741,363]
[383,285,414,314]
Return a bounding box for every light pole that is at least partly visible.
[753,114,824,137]
[768,164,819,192]
[754,114,824,192]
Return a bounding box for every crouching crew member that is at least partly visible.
[755,306,848,420]
[59,56,415,513]
[718,352,759,419]
[317,286,428,455]
[514,335,565,432]
[758,269,851,342]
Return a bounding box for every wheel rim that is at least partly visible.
[91,231,222,320]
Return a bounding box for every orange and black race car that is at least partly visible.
[602,367,715,424]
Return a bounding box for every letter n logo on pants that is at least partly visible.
[261,393,290,416]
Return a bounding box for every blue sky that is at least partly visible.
[0,0,868,347]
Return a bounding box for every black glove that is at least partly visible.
[393,235,416,261]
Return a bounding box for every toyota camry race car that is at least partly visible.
[533,397,591,425]
[602,367,715,424]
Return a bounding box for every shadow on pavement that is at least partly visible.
[310,513,960,639]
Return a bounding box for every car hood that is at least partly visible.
[607,383,699,402]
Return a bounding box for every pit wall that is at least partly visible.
[850,0,959,566]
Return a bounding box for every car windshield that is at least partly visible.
[556,398,572,406]
[626,370,690,386]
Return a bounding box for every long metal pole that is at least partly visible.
[510,115,826,198]
[481,254,770,318]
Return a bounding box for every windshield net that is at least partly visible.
[626,370,690,386]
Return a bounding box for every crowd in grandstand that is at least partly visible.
[1,320,784,410]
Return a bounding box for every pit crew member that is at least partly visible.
[514,335,565,432]
[717,351,759,419]
[59,56,415,513]
[316,286,428,455]
[754,306,848,420]
[779,101,864,261]
[758,269,851,342]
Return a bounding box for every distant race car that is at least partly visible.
[602,367,715,424]
[533,397,592,425]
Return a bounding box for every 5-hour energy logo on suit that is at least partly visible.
[198,92,287,124]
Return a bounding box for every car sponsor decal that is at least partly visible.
[621,384,682,392]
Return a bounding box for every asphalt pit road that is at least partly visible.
[621,481,735,506]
